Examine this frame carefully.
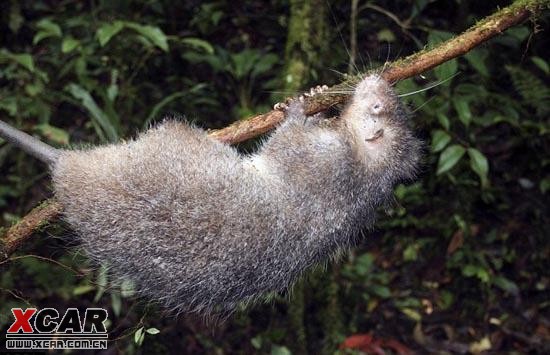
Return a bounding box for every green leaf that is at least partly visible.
[428,30,453,46]
[438,290,454,310]
[467,148,489,188]
[462,264,490,283]
[111,293,121,317]
[401,308,422,322]
[96,21,124,47]
[250,53,278,79]
[36,19,62,34]
[107,69,119,102]
[146,327,160,335]
[251,336,263,350]
[464,49,489,76]
[134,327,145,346]
[67,83,119,142]
[124,22,169,51]
[437,113,450,130]
[231,49,261,79]
[181,37,214,53]
[434,59,458,84]
[395,297,422,309]
[107,85,118,102]
[25,82,43,96]
[34,123,70,145]
[61,37,80,53]
[431,130,451,152]
[3,53,36,72]
[531,56,549,75]
[507,26,530,42]
[403,244,418,261]
[144,91,188,126]
[377,28,396,42]
[14,54,35,72]
[437,144,466,175]
[354,253,375,276]
[73,284,95,296]
[370,285,391,299]
[462,264,477,277]
[453,97,472,127]
[493,276,519,295]
[33,19,62,44]
[0,97,18,115]
[270,345,291,355]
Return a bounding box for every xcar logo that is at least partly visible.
[5,307,108,350]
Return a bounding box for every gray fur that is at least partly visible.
[1,75,421,314]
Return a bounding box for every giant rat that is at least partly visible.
[0,74,421,314]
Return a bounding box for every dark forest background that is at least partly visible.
[0,0,548,353]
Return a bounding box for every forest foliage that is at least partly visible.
[0,0,548,353]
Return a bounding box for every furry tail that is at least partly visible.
[0,120,60,166]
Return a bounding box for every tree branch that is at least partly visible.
[0,0,545,260]
[0,199,63,260]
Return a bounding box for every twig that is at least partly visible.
[209,1,542,143]
[0,0,545,260]
[0,200,63,259]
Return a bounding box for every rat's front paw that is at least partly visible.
[304,85,329,98]
[273,85,329,111]
[273,95,305,113]
[273,101,289,111]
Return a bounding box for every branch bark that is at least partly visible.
[0,199,63,260]
[0,0,545,260]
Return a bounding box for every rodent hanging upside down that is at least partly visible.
[0,74,422,314]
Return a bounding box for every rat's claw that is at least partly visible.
[314,85,327,94]
[304,84,329,98]
[274,102,288,111]
[315,85,328,94]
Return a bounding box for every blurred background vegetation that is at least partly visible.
[0,0,548,353]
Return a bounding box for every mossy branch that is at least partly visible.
[0,199,63,260]
[0,0,545,260]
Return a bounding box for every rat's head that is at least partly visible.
[342,74,422,182]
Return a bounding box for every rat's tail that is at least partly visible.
[0,120,60,166]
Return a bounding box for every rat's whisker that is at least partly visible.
[398,72,460,97]
[328,68,349,78]
[322,91,355,95]
[411,96,436,114]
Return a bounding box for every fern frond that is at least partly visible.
[505,65,550,116]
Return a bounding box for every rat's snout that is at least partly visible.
[356,74,391,97]
[357,74,386,90]
[354,74,395,116]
